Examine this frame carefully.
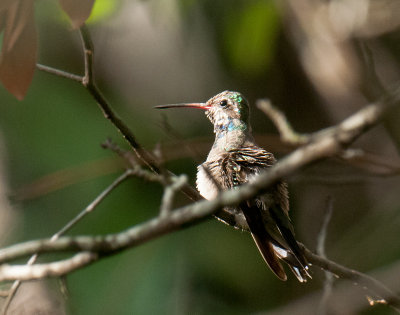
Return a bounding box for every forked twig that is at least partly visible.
[1,171,132,314]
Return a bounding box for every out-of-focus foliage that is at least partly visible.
[86,0,120,24]
[222,1,280,76]
[0,0,400,314]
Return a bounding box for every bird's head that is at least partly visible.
[155,91,250,133]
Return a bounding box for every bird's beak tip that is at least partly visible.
[154,103,210,110]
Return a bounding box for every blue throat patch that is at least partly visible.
[216,118,247,138]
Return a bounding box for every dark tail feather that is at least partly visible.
[241,202,310,282]
[251,232,287,281]
[269,204,308,269]
[273,244,311,282]
[240,202,287,281]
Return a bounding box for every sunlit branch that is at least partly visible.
[0,252,98,282]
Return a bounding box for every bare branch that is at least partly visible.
[56,170,133,237]
[101,139,165,184]
[78,25,160,174]
[303,247,400,312]
[160,175,188,217]
[101,138,137,167]
[316,197,334,315]
[37,26,161,175]
[1,171,132,314]
[316,198,333,257]
[256,99,309,145]
[264,260,400,315]
[0,252,98,282]
[36,64,83,82]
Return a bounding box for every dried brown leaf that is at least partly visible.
[59,0,95,29]
[0,0,37,100]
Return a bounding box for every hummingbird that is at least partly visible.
[155,91,310,282]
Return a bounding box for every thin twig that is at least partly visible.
[316,197,334,315]
[354,41,400,152]
[256,99,309,145]
[78,25,160,174]
[101,140,165,183]
[36,64,83,82]
[35,24,161,174]
[1,171,132,314]
[303,246,400,312]
[355,41,386,100]
[160,175,188,217]
[54,170,133,238]
[101,138,138,167]
[264,260,400,315]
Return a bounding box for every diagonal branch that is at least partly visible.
[36,64,83,82]
[303,247,400,312]
[36,26,160,174]
[257,99,309,145]
[78,25,160,174]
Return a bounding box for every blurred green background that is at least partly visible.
[1,0,400,314]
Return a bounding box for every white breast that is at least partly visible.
[196,165,219,200]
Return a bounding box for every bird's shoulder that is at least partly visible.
[229,145,275,164]
[203,145,275,187]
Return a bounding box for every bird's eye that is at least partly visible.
[219,100,228,107]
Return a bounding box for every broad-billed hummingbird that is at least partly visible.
[156,91,310,281]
